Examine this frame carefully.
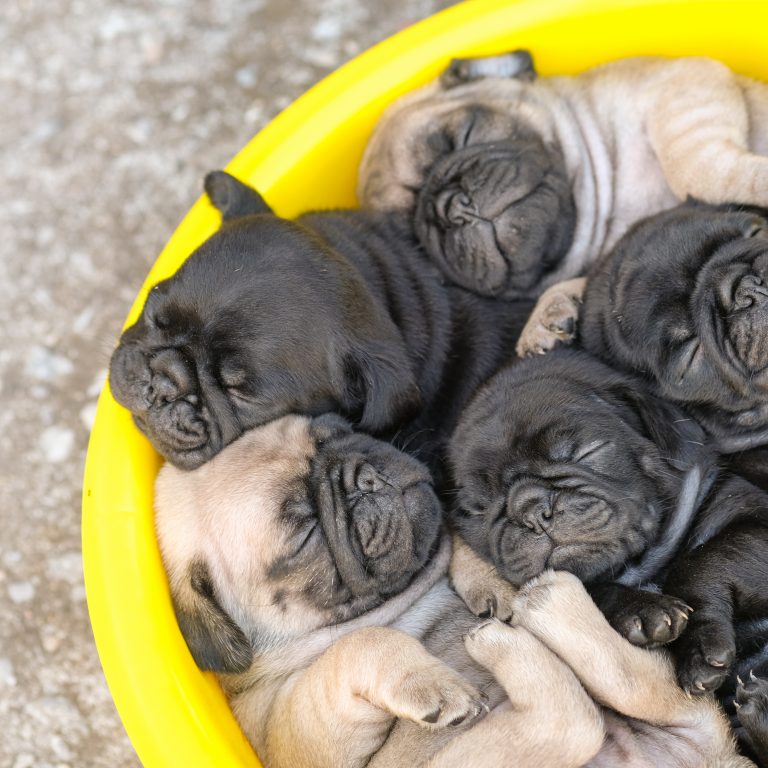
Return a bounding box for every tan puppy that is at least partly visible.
[155,414,751,767]
[357,53,768,353]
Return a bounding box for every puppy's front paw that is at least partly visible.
[512,570,586,622]
[516,283,583,358]
[382,664,487,729]
[736,671,768,733]
[676,616,735,694]
[456,572,519,623]
[609,593,692,648]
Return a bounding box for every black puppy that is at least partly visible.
[448,350,711,606]
[580,200,768,451]
[109,171,532,470]
[447,349,768,761]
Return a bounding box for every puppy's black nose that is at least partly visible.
[436,188,475,226]
[148,349,195,404]
[521,500,554,534]
[355,464,386,493]
[733,273,768,310]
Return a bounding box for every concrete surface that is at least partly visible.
[0,1,458,765]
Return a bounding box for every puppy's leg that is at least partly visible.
[513,570,703,725]
[516,277,586,357]
[736,671,768,766]
[647,60,768,205]
[589,581,691,647]
[666,521,768,695]
[449,533,518,622]
[425,620,604,768]
[266,627,486,768]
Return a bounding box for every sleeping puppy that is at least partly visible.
[446,349,768,761]
[580,201,768,452]
[109,171,532,470]
[154,413,751,767]
[358,51,768,348]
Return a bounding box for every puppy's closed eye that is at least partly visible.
[573,441,612,463]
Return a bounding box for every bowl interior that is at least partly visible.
[82,0,768,765]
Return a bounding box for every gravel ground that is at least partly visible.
[0,1,457,765]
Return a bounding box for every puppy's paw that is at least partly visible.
[512,570,587,622]
[609,593,692,648]
[735,671,768,733]
[456,572,519,623]
[676,617,736,695]
[464,619,543,674]
[516,281,584,358]
[383,664,488,729]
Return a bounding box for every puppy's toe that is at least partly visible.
[464,619,546,675]
[459,579,518,623]
[541,294,580,338]
[513,570,585,620]
[397,665,487,729]
[612,594,691,648]
[735,671,768,731]
[676,617,735,695]
[516,324,564,358]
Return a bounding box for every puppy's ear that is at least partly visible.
[173,560,253,673]
[441,49,537,88]
[608,385,709,470]
[345,339,421,433]
[204,170,273,220]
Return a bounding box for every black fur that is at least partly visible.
[448,348,768,758]
[109,172,532,470]
[580,200,768,451]
[447,349,711,590]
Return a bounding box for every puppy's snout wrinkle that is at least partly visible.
[733,273,768,309]
[355,464,386,494]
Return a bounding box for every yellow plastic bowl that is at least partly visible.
[83,0,768,765]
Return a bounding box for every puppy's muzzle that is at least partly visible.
[110,343,210,461]
[727,273,768,372]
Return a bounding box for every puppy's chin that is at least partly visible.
[414,140,575,298]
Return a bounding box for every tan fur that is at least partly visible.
[359,56,768,302]
[516,277,587,357]
[449,533,518,621]
[450,562,754,767]
[155,418,753,767]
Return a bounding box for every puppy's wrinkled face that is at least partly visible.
[155,414,441,672]
[109,174,418,470]
[448,353,689,586]
[414,119,574,298]
[581,203,768,440]
[358,78,575,298]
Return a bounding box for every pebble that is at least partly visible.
[0,658,17,687]
[39,426,75,463]
[8,581,35,604]
[25,347,74,382]
[47,552,83,584]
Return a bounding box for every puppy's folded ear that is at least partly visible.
[204,170,273,220]
[605,384,710,470]
[345,338,421,433]
[173,559,253,673]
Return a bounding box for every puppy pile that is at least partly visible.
[109,52,768,767]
